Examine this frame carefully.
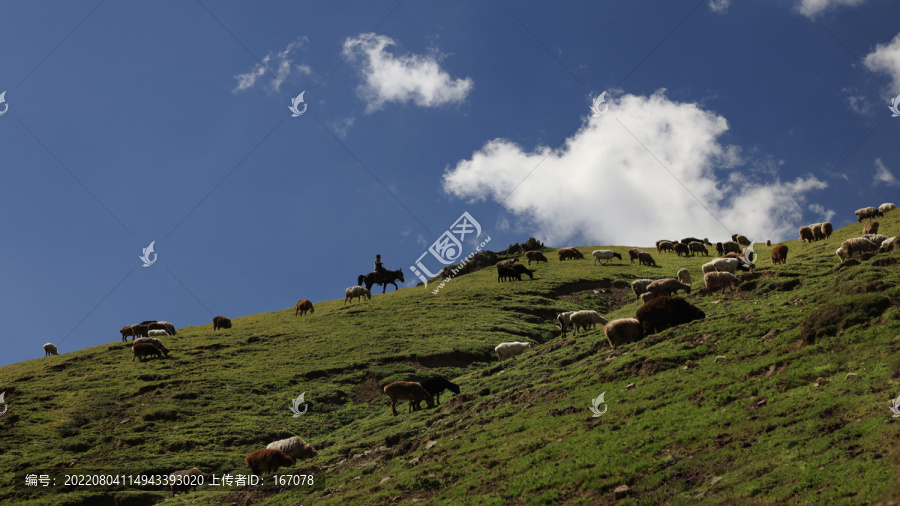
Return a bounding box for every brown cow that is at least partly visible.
[295,300,314,316]
[212,316,231,330]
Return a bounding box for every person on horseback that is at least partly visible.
[374,254,386,278]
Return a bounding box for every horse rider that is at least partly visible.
[374,254,386,277]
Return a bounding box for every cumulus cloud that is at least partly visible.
[233,37,312,93]
[874,158,900,187]
[797,0,866,18]
[808,203,836,223]
[864,33,900,92]
[708,0,730,14]
[342,33,473,113]
[442,90,827,246]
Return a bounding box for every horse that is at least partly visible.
[358,268,405,294]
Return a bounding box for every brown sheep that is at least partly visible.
[638,251,657,266]
[646,278,691,298]
[557,247,584,261]
[704,271,741,295]
[864,221,879,235]
[635,296,705,335]
[266,436,318,460]
[212,316,231,330]
[120,326,135,342]
[798,226,814,243]
[132,342,163,362]
[295,300,314,316]
[245,449,294,476]
[811,224,825,241]
[168,467,213,497]
[673,243,691,257]
[383,381,434,416]
[822,222,833,238]
[524,250,548,265]
[131,324,149,338]
[657,241,675,254]
[771,244,788,265]
[604,318,644,348]
[722,241,742,254]
[628,248,645,263]
[841,237,878,259]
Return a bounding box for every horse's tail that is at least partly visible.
[358,274,365,286]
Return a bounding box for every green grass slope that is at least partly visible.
[3,216,900,505]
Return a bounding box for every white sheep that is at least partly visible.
[704,271,741,295]
[495,341,533,361]
[676,268,690,285]
[646,278,691,298]
[836,247,849,262]
[569,310,608,335]
[880,203,896,213]
[842,237,878,259]
[631,279,653,300]
[556,311,576,336]
[702,258,749,274]
[266,436,318,460]
[592,250,623,265]
[855,206,882,222]
[862,234,889,247]
[344,285,371,305]
[880,237,898,252]
[604,318,643,348]
[43,343,58,356]
[640,292,655,303]
[148,329,170,337]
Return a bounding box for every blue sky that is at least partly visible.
[1,0,899,366]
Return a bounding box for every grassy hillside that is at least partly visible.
[3,215,900,505]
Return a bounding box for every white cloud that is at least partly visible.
[864,33,900,92]
[442,90,827,246]
[808,203,836,223]
[843,87,872,115]
[874,158,900,187]
[709,0,730,14]
[329,117,356,138]
[797,0,866,18]
[233,37,311,93]
[342,33,473,113]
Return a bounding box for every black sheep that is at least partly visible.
[420,377,461,404]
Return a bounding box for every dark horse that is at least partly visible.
[358,268,405,294]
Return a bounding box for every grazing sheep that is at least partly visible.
[656,239,675,251]
[212,316,232,330]
[822,222,833,238]
[120,326,135,342]
[512,264,535,279]
[841,237,879,259]
[556,311,576,336]
[715,242,724,255]
[657,242,674,254]
[673,243,691,257]
[880,203,896,213]
[646,278,692,298]
[495,341,533,361]
[153,321,176,335]
[132,342,163,362]
[266,436,318,460]
[856,206,883,222]
[132,337,169,357]
[765,240,771,246]
[148,329,170,337]
[863,234,889,247]
[604,318,644,348]
[628,248,646,263]
[771,244,788,265]
[811,224,825,241]
[864,221,879,235]
[383,381,434,416]
[880,237,898,252]
[592,250,623,265]
[722,241,742,254]
[681,237,706,246]
[799,226,814,243]
[344,286,371,304]
[676,268,691,285]
[688,242,709,256]
[733,235,751,247]
[704,271,741,295]
[631,279,653,300]
[419,376,461,404]
[525,250,548,265]
[557,247,584,261]
[635,296,706,335]
[836,247,849,262]
[569,310,608,335]
[638,252,657,266]
[245,448,294,476]
[168,467,213,497]
[43,343,58,356]
[702,257,750,274]
[498,264,532,282]
[131,324,149,338]
[496,258,519,267]
[640,292,655,303]
[295,300,314,316]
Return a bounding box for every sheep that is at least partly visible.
[295,299,314,316]
[722,241,742,254]
[512,264,535,279]
[811,223,825,241]
[212,316,231,330]
[880,203,896,213]
[676,268,691,285]
[646,278,692,298]
[880,237,898,252]
[863,234,889,247]
[383,381,434,416]
[822,222,833,238]
[715,242,724,255]
[704,257,750,274]
[629,248,646,263]
[245,448,294,476]
[43,343,58,356]
[604,318,644,348]
[266,436,318,460]
[864,221,879,235]
[592,250,623,265]
[495,341,533,361]
[132,342,163,362]
[688,242,709,256]
[841,237,878,259]
[704,271,741,295]
[419,376,461,404]
[132,324,149,338]
[635,296,706,335]
[148,329,170,337]
[556,311,576,336]
[836,247,849,262]
[119,326,135,342]
[856,206,883,222]
[557,247,584,261]
[132,337,170,357]
[525,250,548,265]
[167,467,213,497]
[799,226,814,243]
[344,285,371,304]
[640,292,655,303]
[681,237,707,246]
[765,240,771,246]
[638,252,657,266]
[153,321,176,335]
[569,310,608,335]
[498,264,533,282]
[673,243,691,257]
[631,279,653,300]
[656,241,674,254]
[656,239,677,250]
[733,234,751,247]
[771,244,788,265]
[495,257,519,267]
